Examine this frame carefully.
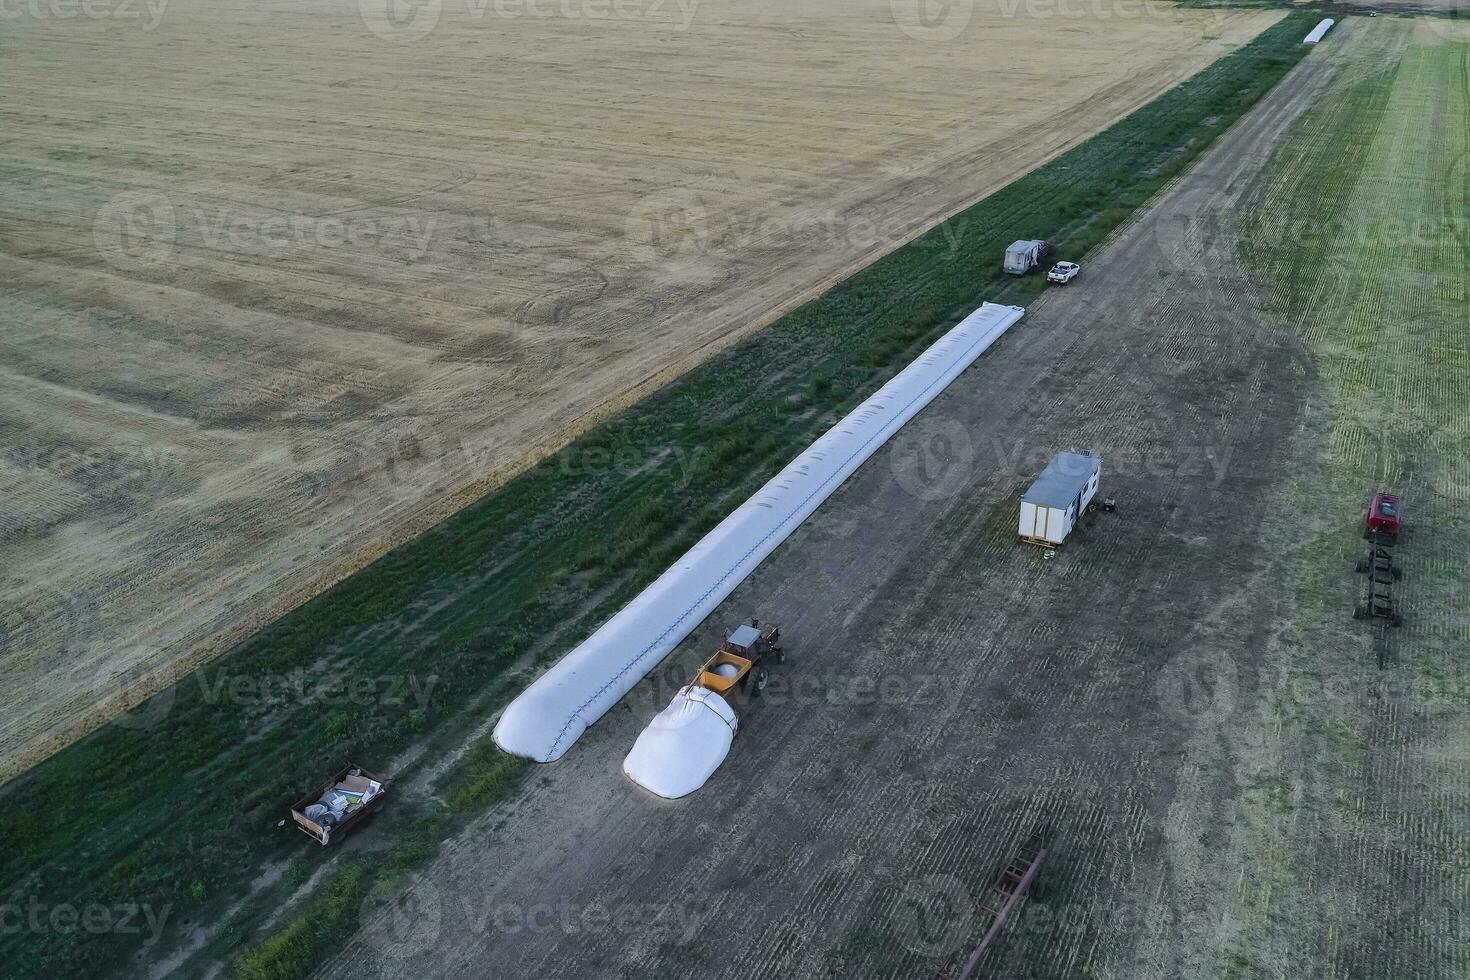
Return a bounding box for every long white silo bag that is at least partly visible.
[494,301,1026,762]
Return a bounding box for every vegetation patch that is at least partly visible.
[1227,22,1470,977]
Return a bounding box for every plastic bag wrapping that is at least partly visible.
[623,686,739,799]
[495,303,1025,762]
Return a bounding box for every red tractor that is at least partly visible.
[1365,492,1402,539]
[1355,492,1405,628]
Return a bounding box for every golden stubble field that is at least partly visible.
[0,0,1281,779]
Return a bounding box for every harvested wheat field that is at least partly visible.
[0,0,1282,779]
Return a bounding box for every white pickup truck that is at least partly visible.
[1046,261,1080,284]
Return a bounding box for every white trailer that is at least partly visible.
[1018,451,1101,545]
[1004,239,1047,275]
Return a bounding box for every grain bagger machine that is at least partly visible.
[622,620,784,799]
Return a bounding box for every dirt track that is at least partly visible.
[313,29,1356,980]
[0,0,1284,780]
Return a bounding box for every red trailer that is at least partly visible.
[1365,492,1402,538]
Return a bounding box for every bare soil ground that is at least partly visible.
[312,25,1442,980]
[0,0,1282,781]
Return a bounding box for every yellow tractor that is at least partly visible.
[691,619,784,704]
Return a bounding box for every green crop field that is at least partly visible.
[0,16,1315,979]
[1227,19,1470,978]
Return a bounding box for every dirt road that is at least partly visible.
[0,0,1283,780]
[315,27,1358,980]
